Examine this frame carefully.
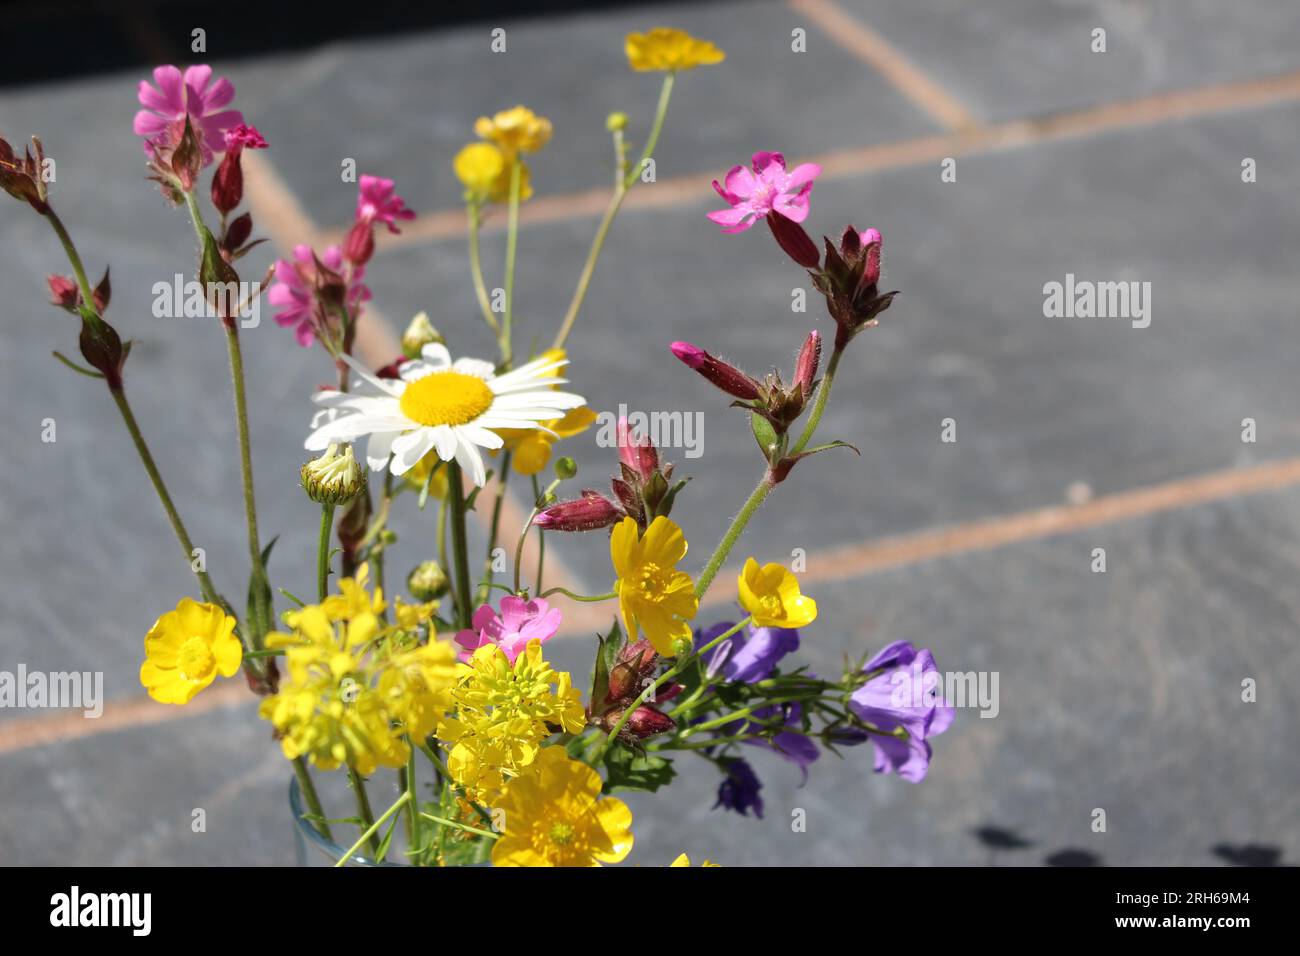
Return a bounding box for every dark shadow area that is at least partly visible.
[2,0,721,89]
[1043,848,1103,867]
[1212,843,1287,867]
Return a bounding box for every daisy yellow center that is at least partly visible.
[177,636,216,682]
[548,821,576,846]
[399,372,494,427]
[635,562,672,602]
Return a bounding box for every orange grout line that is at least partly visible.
[698,456,1300,603]
[351,66,1300,251]
[789,0,979,131]
[11,454,1300,756]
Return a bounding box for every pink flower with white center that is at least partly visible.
[355,174,415,234]
[707,151,822,234]
[454,597,563,664]
[267,244,371,348]
[133,65,244,166]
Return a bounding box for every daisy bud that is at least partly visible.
[793,330,821,398]
[300,443,367,506]
[401,311,444,359]
[670,341,762,401]
[407,560,450,601]
[534,490,622,532]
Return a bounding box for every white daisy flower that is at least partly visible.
[304,344,585,487]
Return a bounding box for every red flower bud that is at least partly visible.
[211,147,243,214]
[343,220,375,266]
[616,416,659,482]
[767,211,821,269]
[793,330,821,397]
[47,274,79,311]
[534,490,622,532]
[670,341,762,401]
[624,704,676,739]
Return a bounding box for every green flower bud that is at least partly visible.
[402,311,444,359]
[606,111,629,132]
[554,456,578,480]
[300,444,366,506]
[407,560,450,601]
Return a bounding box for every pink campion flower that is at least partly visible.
[707,151,822,234]
[267,244,371,347]
[133,65,243,165]
[454,597,563,664]
[224,123,268,152]
[355,174,415,234]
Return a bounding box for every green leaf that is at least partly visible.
[751,411,780,462]
[589,619,625,711]
[602,746,676,794]
[417,460,443,511]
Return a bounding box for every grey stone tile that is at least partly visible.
[839,0,1300,123]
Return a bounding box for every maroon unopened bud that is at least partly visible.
[222,211,253,252]
[0,135,49,214]
[92,266,111,314]
[47,274,79,311]
[211,147,243,214]
[374,355,409,380]
[793,330,821,397]
[244,657,280,696]
[170,116,203,192]
[534,490,622,532]
[767,211,821,269]
[616,417,659,482]
[343,220,375,265]
[859,227,882,288]
[670,341,762,401]
[623,704,676,739]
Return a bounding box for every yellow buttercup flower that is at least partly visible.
[611,515,699,656]
[491,747,634,867]
[625,28,725,72]
[670,853,720,867]
[257,566,459,774]
[494,348,597,475]
[453,142,534,203]
[436,639,585,802]
[737,557,817,628]
[474,105,552,157]
[140,598,242,704]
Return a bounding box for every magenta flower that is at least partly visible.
[707,151,821,234]
[267,244,370,347]
[355,175,415,234]
[133,65,243,165]
[454,597,563,663]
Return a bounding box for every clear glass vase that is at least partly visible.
[288,776,406,867]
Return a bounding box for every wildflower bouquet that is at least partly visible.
[2,26,953,867]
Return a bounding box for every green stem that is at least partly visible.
[402,743,418,859]
[293,756,332,841]
[500,161,522,367]
[553,73,674,350]
[694,475,775,599]
[317,503,336,602]
[532,474,545,594]
[466,203,500,334]
[45,207,95,305]
[419,812,500,840]
[538,587,617,603]
[790,345,844,455]
[476,452,511,606]
[108,388,223,608]
[335,791,409,867]
[346,765,380,856]
[446,460,474,628]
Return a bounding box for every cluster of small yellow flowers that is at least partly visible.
[491,746,633,867]
[454,105,551,205]
[436,639,585,803]
[256,564,458,775]
[624,27,725,72]
[493,348,597,475]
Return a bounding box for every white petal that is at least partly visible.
[339,352,403,397]
[457,423,504,450]
[390,430,436,476]
[453,357,496,379]
[420,343,452,367]
[454,439,487,487]
[431,424,459,461]
[365,431,399,471]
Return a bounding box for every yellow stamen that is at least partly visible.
[177,637,216,682]
[399,371,494,427]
